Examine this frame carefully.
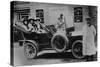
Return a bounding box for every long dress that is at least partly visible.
[82,24,96,56]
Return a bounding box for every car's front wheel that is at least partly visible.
[72,40,85,59]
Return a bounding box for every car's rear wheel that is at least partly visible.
[24,41,38,59]
[72,40,85,59]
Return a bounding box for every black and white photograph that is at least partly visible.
[10,1,97,66]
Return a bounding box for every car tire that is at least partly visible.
[51,35,68,52]
[72,40,85,59]
[24,41,38,59]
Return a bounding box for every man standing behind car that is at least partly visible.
[56,14,66,30]
[82,17,97,61]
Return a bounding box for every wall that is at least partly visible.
[14,2,89,31]
[30,3,89,31]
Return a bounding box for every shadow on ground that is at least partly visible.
[37,52,73,59]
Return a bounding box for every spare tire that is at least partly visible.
[51,34,68,52]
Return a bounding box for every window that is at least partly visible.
[15,9,30,21]
[74,7,83,22]
[36,9,44,23]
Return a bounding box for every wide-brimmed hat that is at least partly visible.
[85,16,91,21]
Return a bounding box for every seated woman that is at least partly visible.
[15,17,38,33]
[34,18,46,33]
[14,17,30,33]
[28,19,37,32]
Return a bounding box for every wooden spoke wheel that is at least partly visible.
[24,41,38,59]
[72,40,85,59]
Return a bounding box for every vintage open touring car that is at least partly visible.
[13,18,85,59]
